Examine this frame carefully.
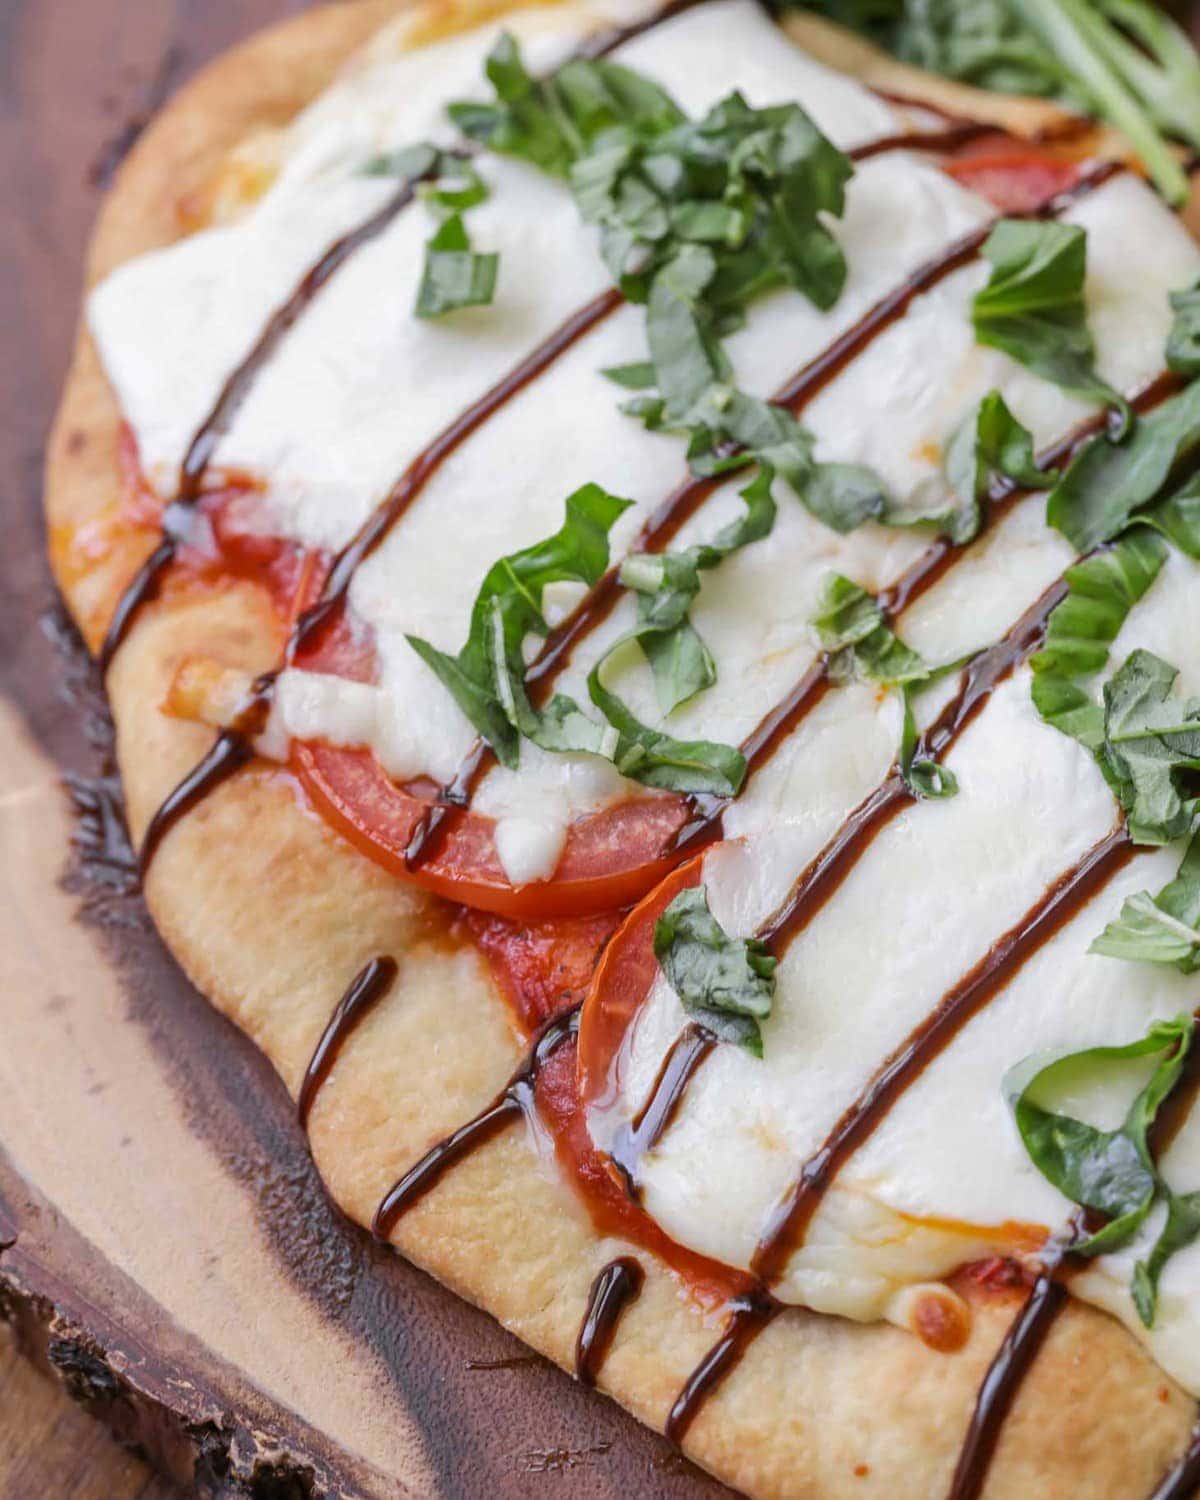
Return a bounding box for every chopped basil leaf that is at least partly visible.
[1134,475,1200,559]
[1006,1013,1194,1266]
[940,390,1058,545]
[812,573,928,687]
[1031,529,1168,750]
[653,886,777,1056]
[1092,829,1200,971]
[1133,1187,1200,1327]
[407,484,633,766]
[972,220,1129,429]
[448,36,684,178]
[1168,279,1200,377]
[587,651,747,797]
[812,573,959,799]
[361,142,439,180]
[898,689,959,800]
[1099,649,1200,844]
[1047,381,1200,552]
[617,466,776,713]
[415,213,499,318]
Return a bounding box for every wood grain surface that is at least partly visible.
[0,2,726,1495]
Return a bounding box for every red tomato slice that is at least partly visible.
[944,137,1084,214]
[577,854,706,1110]
[285,567,696,918]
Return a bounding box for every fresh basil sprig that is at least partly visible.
[364,146,500,318]
[1100,649,1200,845]
[938,390,1059,545]
[407,484,632,768]
[972,220,1130,430]
[1167,279,1200,378]
[653,886,777,1056]
[617,467,776,713]
[1047,382,1200,552]
[1092,829,1200,971]
[811,573,959,799]
[1006,1013,1198,1327]
[1031,529,1168,750]
[416,213,499,318]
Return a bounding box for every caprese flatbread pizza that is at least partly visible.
[47,0,1200,1492]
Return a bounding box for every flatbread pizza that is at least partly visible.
[46,0,1200,1493]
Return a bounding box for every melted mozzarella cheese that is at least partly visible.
[603,552,1200,1395]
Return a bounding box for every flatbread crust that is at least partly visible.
[44,3,1200,1494]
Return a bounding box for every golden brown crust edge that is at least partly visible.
[43,3,1199,1496]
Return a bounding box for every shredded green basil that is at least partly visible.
[1099,649,1200,845]
[1007,1013,1198,1326]
[1047,382,1200,552]
[653,886,777,1055]
[407,484,632,768]
[1030,529,1169,751]
[937,391,1058,545]
[811,573,960,799]
[1167,279,1200,378]
[1093,829,1200,971]
[416,213,500,318]
[972,221,1129,429]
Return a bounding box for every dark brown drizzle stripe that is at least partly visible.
[298,956,399,1130]
[372,1005,580,1240]
[664,1289,780,1446]
[1148,1426,1200,1500]
[752,826,1134,1283]
[609,1024,714,1195]
[406,159,1127,867]
[947,1250,1070,1500]
[98,167,439,675]
[137,670,276,877]
[575,1256,646,1387]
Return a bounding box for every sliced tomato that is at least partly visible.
[285,570,697,919]
[577,854,706,1110]
[294,741,693,919]
[457,898,749,1304]
[944,136,1085,214]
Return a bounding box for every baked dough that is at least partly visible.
[45,2,1200,1494]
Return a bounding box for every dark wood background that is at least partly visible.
[3,6,311,1496]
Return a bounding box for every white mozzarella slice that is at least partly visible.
[606,553,1200,1394]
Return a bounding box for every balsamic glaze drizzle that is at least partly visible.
[609,1024,715,1192]
[98,169,437,675]
[575,1257,646,1386]
[948,1255,1069,1500]
[298,956,399,1130]
[664,1289,780,1446]
[372,1006,581,1241]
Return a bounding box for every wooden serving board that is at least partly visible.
[0,4,728,1494]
